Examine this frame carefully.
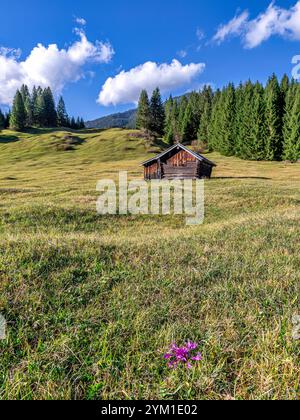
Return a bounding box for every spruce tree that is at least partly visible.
[237,81,254,159]
[35,91,47,127]
[197,103,211,148]
[208,89,221,151]
[164,96,175,145]
[218,83,236,156]
[178,96,189,141]
[282,85,300,161]
[19,84,32,127]
[136,90,151,131]
[4,111,11,129]
[198,86,213,148]
[70,117,76,129]
[79,118,85,129]
[24,95,33,127]
[264,74,283,160]
[149,87,165,137]
[31,86,39,125]
[57,96,69,127]
[249,82,266,160]
[187,91,202,141]
[282,79,297,154]
[0,109,5,130]
[181,102,194,142]
[10,90,26,131]
[233,83,245,157]
[43,87,57,127]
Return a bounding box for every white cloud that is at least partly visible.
[75,17,87,26]
[213,1,300,48]
[0,29,114,105]
[213,11,249,44]
[196,28,205,41]
[97,59,205,106]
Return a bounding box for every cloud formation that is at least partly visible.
[98,59,205,106]
[0,29,114,105]
[213,1,300,48]
[213,11,249,44]
[196,28,205,41]
[75,17,87,26]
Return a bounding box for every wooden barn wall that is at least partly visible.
[165,150,197,166]
[144,162,159,180]
[199,161,213,178]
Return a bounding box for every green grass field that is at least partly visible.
[0,128,299,400]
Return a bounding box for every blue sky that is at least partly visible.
[1,0,300,120]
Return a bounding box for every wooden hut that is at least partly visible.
[142,143,216,180]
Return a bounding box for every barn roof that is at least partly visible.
[141,143,217,167]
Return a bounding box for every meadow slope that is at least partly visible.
[0,128,299,400]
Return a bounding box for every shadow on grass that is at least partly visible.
[154,139,168,149]
[213,176,271,180]
[78,128,106,134]
[24,127,77,135]
[0,135,19,144]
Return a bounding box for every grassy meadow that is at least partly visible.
[0,128,299,400]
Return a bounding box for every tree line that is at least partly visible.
[0,85,85,132]
[136,74,300,162]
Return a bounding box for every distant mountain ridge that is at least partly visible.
[85,109,137,129]
[85,93,192,129]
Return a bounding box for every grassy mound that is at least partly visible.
[0,128,299,400]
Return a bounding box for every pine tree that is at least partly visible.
[35,90,47,127]
[20,84,30,104]
[218,83,236,156]
[19,84,33,127]
[79,118,85,129]
[282,79,297,158]
[197,86,213,148]
[149,87,165,137]
[178,95,188,141]
[181,102,194,142]
[43,87,57,127]
[76,117,82,129]
[57,96,69,127]
[233,83,245,156]
[164,96,175,145]
[4,111,11,129]
[282,84,300,161]
[0,109,5,130]
[70,117,76,129]
[208,89,221,151]
[280,74,290,109]
[197,103,211,148]
[31,86,39,125]
[24,95,33,127]
[10,90,26,131]
[249,82,266,160]
[187,91,202,141]
[237,81,254,159]
[264,74,283,160]
[136,90,151,131]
